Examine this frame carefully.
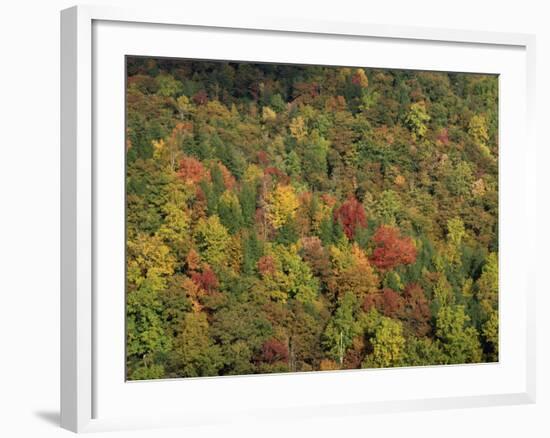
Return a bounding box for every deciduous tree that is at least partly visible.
[370,225,417,271]
[194,215,231,267]
[333,196,367,240]
[405,101,430,140]
[435,305,482,364]
[265,184,300,230]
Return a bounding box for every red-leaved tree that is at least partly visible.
[403,283,431,336]
[260,338,289,364]
[191,267,219,292]
[192,89,208,105]
[257,255,276,276]
[382,288,405,318]
[178,156,209,185]
[333,196,367,240]
[361,288,404,318]
[300,236,330,279]
[370,225,417,270]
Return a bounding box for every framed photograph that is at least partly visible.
[61,5,536,433]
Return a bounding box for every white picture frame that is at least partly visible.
[60,4,537,433]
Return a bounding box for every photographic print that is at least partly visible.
[126,56,498,380]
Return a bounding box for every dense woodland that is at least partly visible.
[126,57,499,380]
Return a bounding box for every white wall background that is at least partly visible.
[0,1,547,436]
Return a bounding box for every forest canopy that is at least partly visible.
[125,57,498,380]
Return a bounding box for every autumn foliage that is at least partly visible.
[126,57,499,380]
[333,196,367,240]
[191,267,219,292]
[370,225,417,270]
[260,339,289,364]
[178,156,209,185]
[257,255,276,276]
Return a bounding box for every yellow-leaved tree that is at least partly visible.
[468,114,492,158]
[266,184,300,230]
[194,215,231,267]
[289,116,307,143]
